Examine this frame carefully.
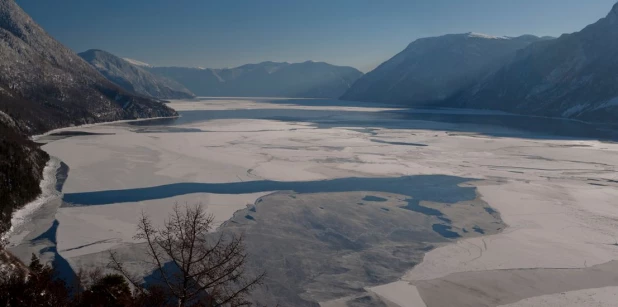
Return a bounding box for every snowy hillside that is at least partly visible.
[341,33,548,105]
[451,3,618,122]
[80,49,195,99]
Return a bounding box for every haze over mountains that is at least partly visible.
[341,33,551,105]
[80,51,364,99]
[78,49,195,100]
[149,61,363,98]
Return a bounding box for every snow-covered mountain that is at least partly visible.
[79,49,195,99]
[0,0,176,134]
[341,33,549,105]
[149,61,363,98]
[450,3,618,122]
[0,0,176,234]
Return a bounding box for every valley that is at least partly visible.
[3,1,618,305]
[7,98,618,306]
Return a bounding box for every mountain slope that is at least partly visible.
[451,4,618,122]
[79,50,195,100]
[0,0,176,235]
[149,61,363,98]
[0,111,48,235]
[0,0,176,135]
[341,33,548,105]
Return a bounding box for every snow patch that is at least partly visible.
[1,158,61,244]
[593,96,618,110]
[562,103,587,117]
[0,86,12,97]
[122,58,151,67]
[0,111,17,128]
[30,115,180,141]
[467,32,508,40]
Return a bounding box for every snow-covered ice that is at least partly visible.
[9,98,618,306]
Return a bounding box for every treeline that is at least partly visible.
[0,204,266,307]
[0,120,49,235]
[1,254,181,307]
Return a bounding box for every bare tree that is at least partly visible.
[110,204,264,307]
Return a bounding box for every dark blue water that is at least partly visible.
[432,224,461,239]
[402,199,444,216]
[32,220,76,284]
[370,139,428,147]
[63,175,476,207]
[484,207,497,214]
[55,162,69,193]
[124,98,618,141]
[362,195,388,202]
[473,225,485,234]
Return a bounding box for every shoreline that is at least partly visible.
[31,115,181,141]
[2,157,62,244]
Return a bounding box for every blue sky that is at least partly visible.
[17,0,616,72]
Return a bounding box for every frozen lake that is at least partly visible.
[9,98,618,306]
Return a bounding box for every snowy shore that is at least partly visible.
[2,157,61,245]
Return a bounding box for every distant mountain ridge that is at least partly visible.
[79,49,195,100]
[149,61,363,98]
[449,3,618,122]
[341,32,550,105]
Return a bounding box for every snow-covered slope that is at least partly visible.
[80,49,195,99]
[451,3,618,122]
[150,61,363,98]
[341,33,548,105]
[0,0,176,235]
[0,0,176,135]
[123,57,152,67]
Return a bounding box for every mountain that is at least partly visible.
[449,4,618,122]
[149,61,363,98]
[0,0,176,234]
[79,50,195,100]
[341,33,549,105]
[0,0,176,134]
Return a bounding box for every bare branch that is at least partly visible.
[108,250,146,295]
[109,203,265,306]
